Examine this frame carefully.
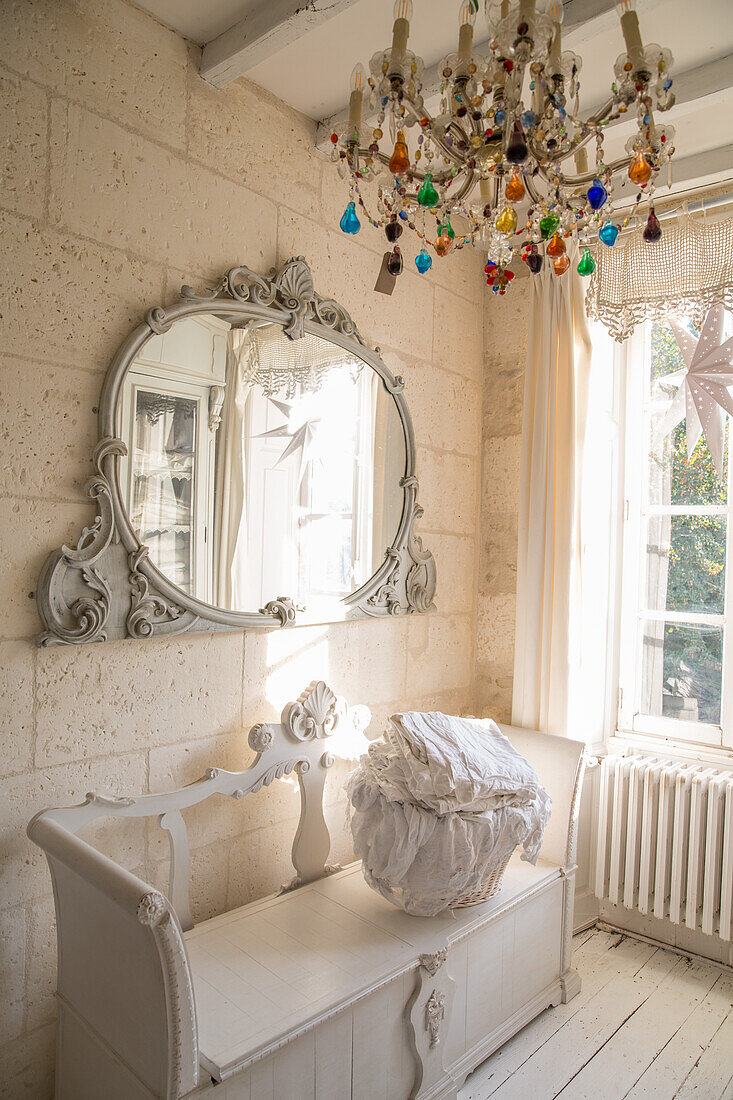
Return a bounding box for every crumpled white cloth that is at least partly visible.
[370,712,543,815]
[346,712,552,917]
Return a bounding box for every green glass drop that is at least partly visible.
[577,247,596,277]
[438,216,455,240]
[540,211,559,239]
[417,172,440,208]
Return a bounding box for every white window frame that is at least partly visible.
[617,320,733,752]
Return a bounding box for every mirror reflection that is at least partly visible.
[119,314,406,616]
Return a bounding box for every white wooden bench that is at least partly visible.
[28,681,586,1100]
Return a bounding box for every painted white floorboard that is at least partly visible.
[460,929,733,1100]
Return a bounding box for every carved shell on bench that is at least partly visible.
[284,681,338,741]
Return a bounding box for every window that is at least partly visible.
[618,318,732,749]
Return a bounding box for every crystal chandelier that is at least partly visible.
[329,0,676,291]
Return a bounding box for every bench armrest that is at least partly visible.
[28,815,199,1100]
[498,724,587,869]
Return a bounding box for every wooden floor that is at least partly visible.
[459,927,733,1100]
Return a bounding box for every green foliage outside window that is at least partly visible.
[648,323,727,724]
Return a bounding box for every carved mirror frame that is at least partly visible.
[37,256,436,645]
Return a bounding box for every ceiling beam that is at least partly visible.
[200,0,362,89]
[315,0,618,148]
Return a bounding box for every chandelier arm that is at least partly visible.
[400,97,467,168]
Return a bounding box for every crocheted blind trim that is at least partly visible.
[586,212,733,341]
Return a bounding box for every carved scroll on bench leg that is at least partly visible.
[407,948,456,1100]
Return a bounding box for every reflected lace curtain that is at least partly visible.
[131,392,196,594]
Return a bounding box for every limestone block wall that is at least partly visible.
[475,291,529,721]
[0,1,491,1094]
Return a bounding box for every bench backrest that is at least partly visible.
[27,681,369,1100]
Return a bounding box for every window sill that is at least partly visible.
[608,730,733,767]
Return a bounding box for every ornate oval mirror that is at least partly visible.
[37,258,436,644]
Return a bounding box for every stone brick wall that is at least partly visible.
[0,1,496,1094]
[475,291,529,721]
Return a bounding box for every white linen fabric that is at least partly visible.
[346,712,551,917]
[512,246,592,737]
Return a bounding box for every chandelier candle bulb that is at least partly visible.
[348,64,366,128]
[546,0,563,74]
[457,1,476,69]
[519,0,537,24]
[390,0,412,75]
[615,0,645,74]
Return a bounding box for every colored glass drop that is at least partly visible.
[577,247,596,276]
[385,217,403,243]
[339,201,360,234]
[435,233,453,257]
[505,120,528,165]
[505,168,526,203]
[415,248,433,274]
[599,219,619,247]
[388,130,411,176]
[587,178,607,211]
[387,246,403,276]
[525,245,543,275]
[643,207,662,242]
[417,172,439,208]
[496,205,518,235]
[438,216,455,240]
[546,231,566,258]
[553,253,571,276]
[628,149,652,185]
[540,211,559,239]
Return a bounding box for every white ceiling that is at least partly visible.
[135,0,732,199]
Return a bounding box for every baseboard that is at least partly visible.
[597,901,733,969]
[573,886,599,934]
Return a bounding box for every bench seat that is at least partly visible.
[186,854,562,1082]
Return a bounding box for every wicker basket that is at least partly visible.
[451,847,516,908]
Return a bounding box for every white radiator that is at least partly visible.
[594,754,733,940]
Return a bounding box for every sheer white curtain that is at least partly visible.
[511,249,592,737]
[213,327,254,609]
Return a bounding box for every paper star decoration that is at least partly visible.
[256,398,323,488]
[659,305,733,479]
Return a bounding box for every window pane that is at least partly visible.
[640,620,723,725]
[131,390,196,594]
[648,419,728,506]
[645,514,727,614]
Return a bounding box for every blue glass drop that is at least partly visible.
[643,113,651,125]
[415,248,432,274]
[339,201,361,235]
[399,209,409,220]
[663,78,673,90]
[495,109,506,124]
[587,177,607,211]
[521,110,536,128]
[599,219,619,247]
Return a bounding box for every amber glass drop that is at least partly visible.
[553,253,570,275]
[628,150,652,185]
[546,231,566,257]
[435,233,453,257]
[643,207,662,242]
[496,205,518,235]
[505,168,526,203]
[388,130,411,176]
